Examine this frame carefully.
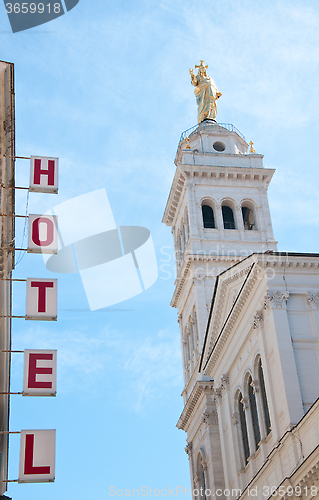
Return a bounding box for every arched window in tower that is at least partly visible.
[202,204,215,228]
[222,205,236,229]
[242,205,256,230]
[258,359,271,435]
[248,375,261,450]
[238,391,250,465]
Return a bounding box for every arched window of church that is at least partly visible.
[196,454,207,499]
[248,375,261,450]
[258,359,271,435]
[202,204,215,228]
[222,205,236,229]
[242,205,256,230]
[185,208,190,242]
[180,220,186,252]
[176,231,182,265]
[192,308,199,352]
[238,391,250,465]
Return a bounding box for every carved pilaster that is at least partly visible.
[264,291,290,309]
[307,293,319,309]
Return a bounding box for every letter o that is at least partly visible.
[32,217,54,247]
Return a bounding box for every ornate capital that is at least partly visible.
[252,312,263,329]
[220,374,229,390]
[264,291,290,309]
[201,460,208,471]
[250,379,259,394]
[307,293,319,309]
[202,409,218,425]
[240,397,249,410]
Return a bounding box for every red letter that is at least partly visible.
[31,281,54,313]
[31,217,54,247]
[28,353,53,389]
[33,159,55,186]
[24,434,50,475]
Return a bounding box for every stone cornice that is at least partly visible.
[177,380,214,431]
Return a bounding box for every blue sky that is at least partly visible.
[1,0,319,498]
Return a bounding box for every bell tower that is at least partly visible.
[162,119,277,399]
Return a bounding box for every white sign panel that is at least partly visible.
[26,278,57,321]
[27,214,58,254]
[23,350,57,396]
[19,430,56,483]
[30,156,58,194]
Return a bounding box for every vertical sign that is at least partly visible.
[30,156,58,194]
[23,350,57,397]
[18,430,56,483]
[26,278,57,321]
[27,214,58,254]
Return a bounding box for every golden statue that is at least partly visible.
[249,141,256,153]
[189,61,222,124]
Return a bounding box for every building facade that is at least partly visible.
[163,120,319,500]
[0,60,15,499]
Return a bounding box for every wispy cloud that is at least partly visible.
[11,324,182,410]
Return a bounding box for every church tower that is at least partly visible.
[162,118,277,394]
[163,63,319,499]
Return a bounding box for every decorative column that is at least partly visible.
[200,384,226,499]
